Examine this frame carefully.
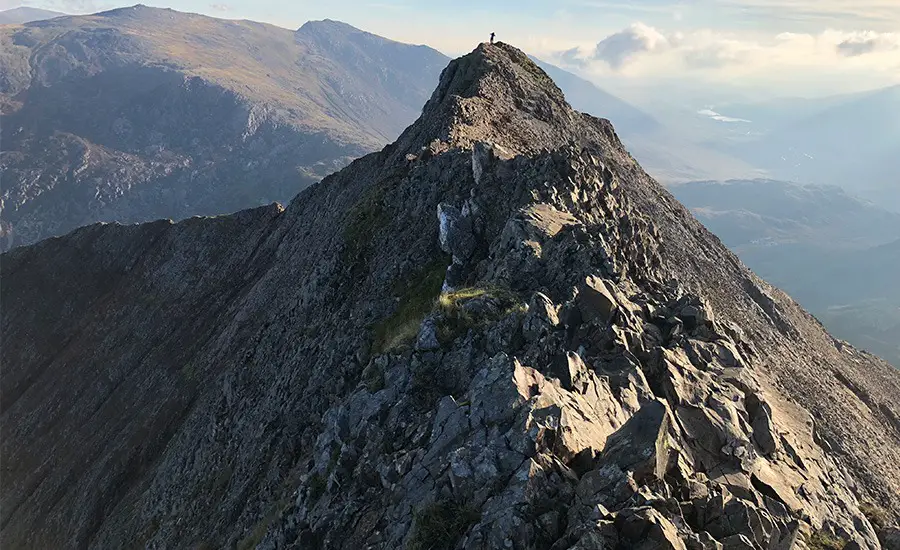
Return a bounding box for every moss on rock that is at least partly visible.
[408,500,480,550]
[372,257,449,354]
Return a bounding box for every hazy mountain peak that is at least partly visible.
[93,3,167,19]
[294,17,444,60]
[297,18,365,34]
[0,6,67,24]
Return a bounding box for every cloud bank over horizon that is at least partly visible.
[4,0,899,96]
[550,22,900,94]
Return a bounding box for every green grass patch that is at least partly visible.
[369,265,525,359]
[805,531,847,550]
[860,502,889,531]
[372,258,448,354]
[408,500,480,550]
[434,285,525,344]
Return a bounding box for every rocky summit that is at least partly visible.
[2,43,900,550]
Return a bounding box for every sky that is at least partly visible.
[4,0,900,98]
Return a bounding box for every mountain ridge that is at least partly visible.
[2,41,898,550]
[0,6,449,251]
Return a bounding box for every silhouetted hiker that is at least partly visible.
[490,32,495,44]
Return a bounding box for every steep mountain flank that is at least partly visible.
[0,5,448,251]
[2,43,899,550]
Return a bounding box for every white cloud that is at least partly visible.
[556,23,900,82]
[592,23,674,68]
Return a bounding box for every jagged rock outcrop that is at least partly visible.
[0,6,448,251]
[2,42,899,550]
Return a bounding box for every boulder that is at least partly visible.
[438,202,476,261]
[523,292,560,341]
[552,351,589,393]
[704,495,781,549]
[577,275,619,325]
[746,393,778,456]
[416,316,441,351]
[597,399,672,484]
[615,508,686,550]
[519,203,580,239]
[674,295,713,331]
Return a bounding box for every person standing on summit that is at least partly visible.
[490,32,495,44]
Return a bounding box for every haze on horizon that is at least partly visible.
[4,0,899,99]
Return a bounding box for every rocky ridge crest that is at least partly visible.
[2,42,899,550]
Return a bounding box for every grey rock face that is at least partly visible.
[2,42,899,550]
[438,202,477,262]
[416,316,442,351]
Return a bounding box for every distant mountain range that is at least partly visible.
[0,4,752,252]
[571,74,899,210]
[0,6,448,250]
[708,86,900,210]
[673,179,900,366]
[532,58,760,184]
[671,179,900,250]
[6,4,894,212]
[532,58,661,136]
[0,7,66,24]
